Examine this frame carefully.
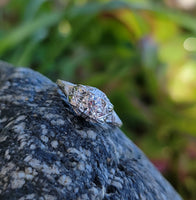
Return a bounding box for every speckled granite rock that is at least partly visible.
[0,61,182,200]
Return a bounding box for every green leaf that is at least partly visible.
[0,12,63,55]
[68,1,196,33]
[23,0,47,22]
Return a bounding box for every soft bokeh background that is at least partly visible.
[1,0,196,199]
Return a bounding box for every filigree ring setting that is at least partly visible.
[56,79,122,127]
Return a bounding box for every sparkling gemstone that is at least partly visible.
[56,79,122,126]
[69,85,113,123]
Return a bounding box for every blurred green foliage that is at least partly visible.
[1,0,196,199]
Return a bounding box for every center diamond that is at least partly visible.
[69,85,113,123]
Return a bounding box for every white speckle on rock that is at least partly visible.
[74,187,79,193]
[67,148,87,160]
[111,180,123,189]
[29,158,42,170]
[13,122,26,134]
[19,141,27,149]
[42,128,48,135]
[24,155,32,162]
[77,161,85,171]
[25,167,38,177]
[17,134,27,141]
[44,114,64,126]
[85,164,92,172]
[12,169,34,181]
[45,100,53,104]
[51,118,64,126]
[41,124,48,135]
[77,130,87,138]
[18,194,35,200]
[0,117,7,123]
[67,185,72,191]
[44,195,57,200]
[25,174,34,180]
[57,151,63,157]
[0,135,8,142]
[56,119,65,125]
[11,178,25,189]
[30,144,36,150]
[0,82,10,90]
[41,124,46,129]
[67,148,80,154]
[41,164,60,175]
[79,147,91,157]
[110,168,115,175]
[35,87,42,93]
[51,140,58,148]
[45,113,58,120]
[80,194,88,200]
[11,168,36,184]
[0,95,13,101]
[15,115,26,122]
[25,167,33,174]
[5,149,10,160]
[58,175,72,186]
[41,135,49,143]
[87,130,97,140]
[0,103,6,109]
[40,142,46,149]
[17,171,26,178]
[0,162,15,176]
[84,149,91,157]
[89,187,99,196]
[114,176,123,183]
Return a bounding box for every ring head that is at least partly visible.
[56,80,122,127]
[69,85,113,123]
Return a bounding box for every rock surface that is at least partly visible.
[0,61,182,200]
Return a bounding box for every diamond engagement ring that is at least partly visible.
[56,79,122,127]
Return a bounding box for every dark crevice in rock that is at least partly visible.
[106,185,118,194]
